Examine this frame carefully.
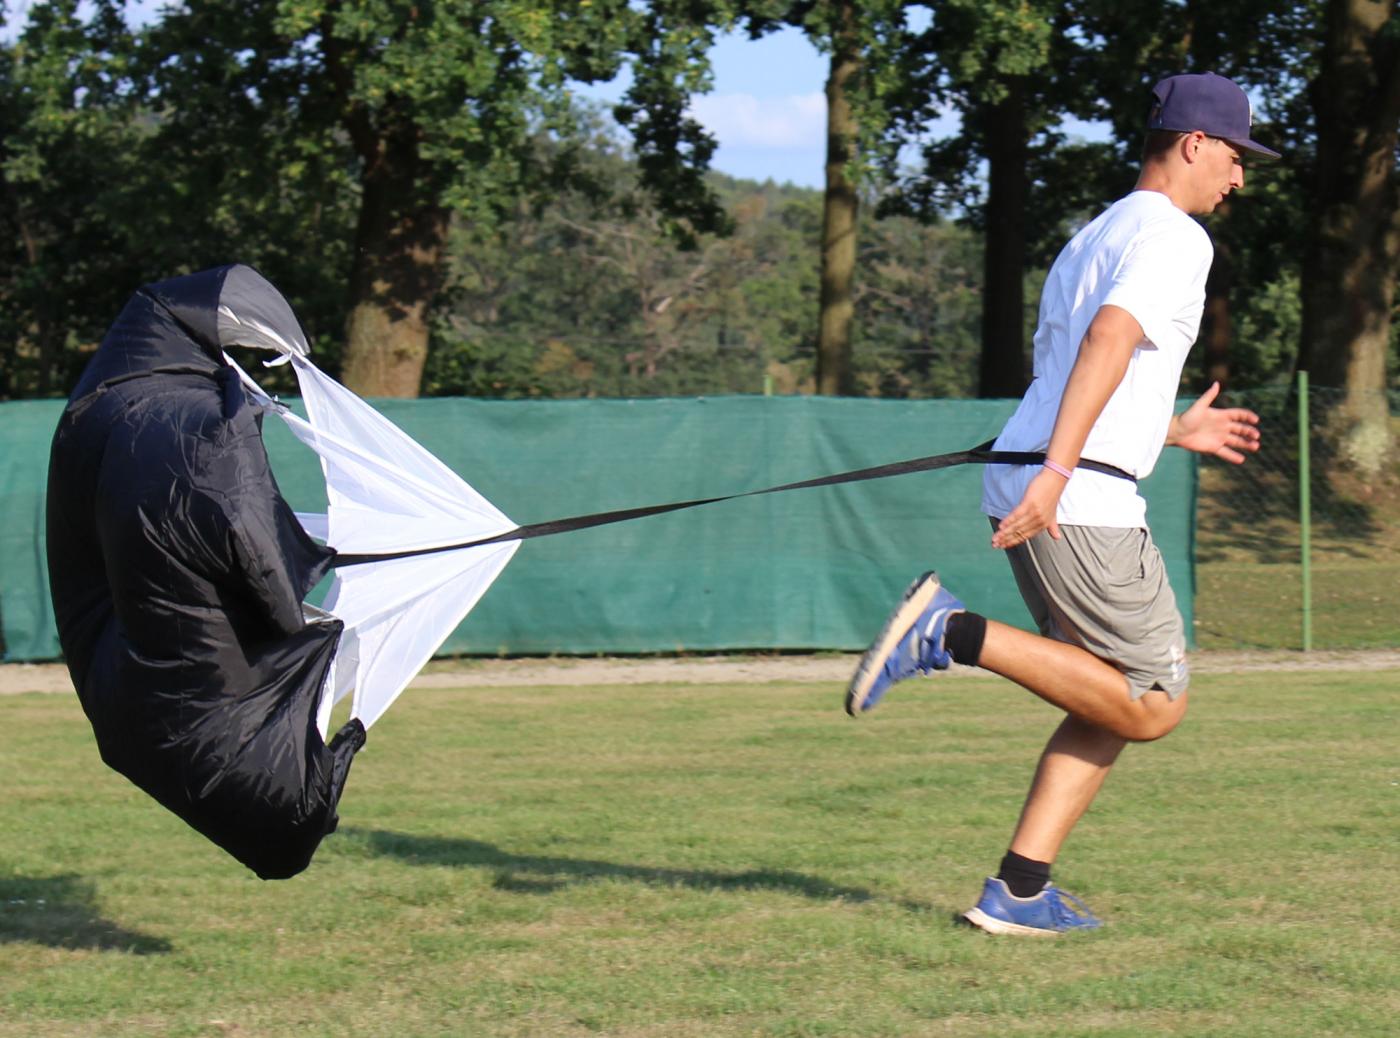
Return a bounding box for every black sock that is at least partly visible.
[998,850,1051,898]
[944,611,987,666]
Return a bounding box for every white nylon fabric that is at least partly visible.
[216,305,308,362]
[228,353,519,735]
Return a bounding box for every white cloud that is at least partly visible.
[687,92,827,150]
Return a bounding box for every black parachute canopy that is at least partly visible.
[47,264,363,880]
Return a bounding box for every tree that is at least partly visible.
[717,1,916,396]
[0,0,147,398]
[883,0,1312,399]
[136,0,731,398]
[1070,0,1314,397]
[816,0,861,395]
[852,207,983,397]
[427,161,818,399]
[879,0,1085,399]
[128,2,360,380]
[423,157,984,400]
[1297,0,1399,474]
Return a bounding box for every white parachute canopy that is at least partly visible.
[229,353,520,736]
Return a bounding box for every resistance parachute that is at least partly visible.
[231,353,520,735]
[46,264,517,878]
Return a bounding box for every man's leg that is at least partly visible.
[977,619,1189,743]
[849,529,1189,741]
[848,586,1188,742]
[847,528,1189,933]
[960,713,1132,937]
[848,582,1190,934]
[1007,714,1127,864]
[977,619,1187,869]
[960,631,1187,935]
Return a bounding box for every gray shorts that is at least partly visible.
[993,521,1189,699]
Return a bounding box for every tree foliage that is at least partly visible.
[423,158,981,400]
[1,0,148,397]
[737,1,917,394]
[1290,0,1400,473]
[1,0,1395,418]
[118,0,740,396]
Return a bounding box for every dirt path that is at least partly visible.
[4,648,1399,695]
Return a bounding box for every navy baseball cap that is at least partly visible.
[1148,72,1280,159]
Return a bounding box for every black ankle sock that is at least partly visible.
[944,611,987,666]
[998,850,1051,898]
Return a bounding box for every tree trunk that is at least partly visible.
[323,12,449,400]
[816,0,859,396]
[340,134,449,397]
[15,210,60,397]
[1297,0,1400,475]
[978,77,1030,398]
[1200,199,1234,392]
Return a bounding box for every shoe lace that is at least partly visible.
[914,610,950,672]
[1047,887,1099,927]
[882,629,928,679]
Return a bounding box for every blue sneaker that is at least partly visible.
[962,877,1103,936]
[845,571,964,716]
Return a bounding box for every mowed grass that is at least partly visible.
[1195,561,1400,649]
[3,669,1399,1037]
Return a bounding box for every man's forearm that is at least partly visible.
[1046,305,1143,467]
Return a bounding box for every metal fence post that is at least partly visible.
[1298,370,1312,652]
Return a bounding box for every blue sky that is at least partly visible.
[575,25,969,190]
[586,27,1118,190]
[575,27,841,190]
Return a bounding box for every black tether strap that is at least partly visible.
[332,441,1135,567]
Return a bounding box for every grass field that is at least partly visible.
[1193,421,1400,652]
[3,669,1398,1037]
[1194,560,1400,649]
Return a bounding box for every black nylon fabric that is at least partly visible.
[46,264,357,880]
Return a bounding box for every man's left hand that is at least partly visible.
[1167,381,1261,463]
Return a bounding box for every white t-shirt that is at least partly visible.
[981,190,1213,528]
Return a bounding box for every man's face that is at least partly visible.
[1192,135,1246,214]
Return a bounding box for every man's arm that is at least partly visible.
[991,304,1143,549]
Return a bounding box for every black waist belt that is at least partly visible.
[973,443,1136,483]
[333,438,1136,567]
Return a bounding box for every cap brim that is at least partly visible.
[1229,138,1281,160]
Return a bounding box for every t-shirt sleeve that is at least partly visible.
[1100,218,1213,354]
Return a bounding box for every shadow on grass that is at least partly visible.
[346,828,921,909]
[0,875,171,954]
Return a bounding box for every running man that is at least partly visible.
[846,72,1272,936]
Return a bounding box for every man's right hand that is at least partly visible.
[991,466,1069,549]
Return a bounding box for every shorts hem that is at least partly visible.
[1126,673,1189,701]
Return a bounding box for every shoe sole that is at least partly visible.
[845,571,942,717]
[961,906,1064,937]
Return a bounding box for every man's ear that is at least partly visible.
[1181,130,1207,164]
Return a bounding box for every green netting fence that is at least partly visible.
[1,394,1197,662]
[1194,379,1400,650]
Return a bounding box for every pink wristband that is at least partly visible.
[1042,459,1073,479]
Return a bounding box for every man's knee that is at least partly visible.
[1125,687,1189,742]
